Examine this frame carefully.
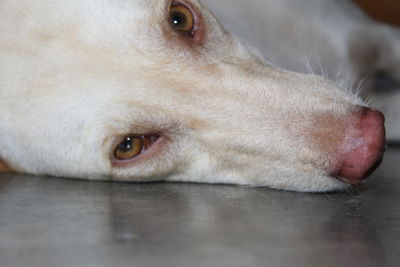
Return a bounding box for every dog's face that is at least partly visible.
[0,0,385,192]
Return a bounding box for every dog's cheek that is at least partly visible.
[0,159,15,173]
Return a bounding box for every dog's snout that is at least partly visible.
[332,107,386,185]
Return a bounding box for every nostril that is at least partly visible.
[333,107,386,184]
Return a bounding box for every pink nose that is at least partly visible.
[333,107,386,185]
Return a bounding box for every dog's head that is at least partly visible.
[0,0,385,192]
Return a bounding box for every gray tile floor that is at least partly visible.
[1,148,399,267]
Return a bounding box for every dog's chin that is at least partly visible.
[266,176,352,193]
[167,169,351,193]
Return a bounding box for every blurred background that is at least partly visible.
[354,0,400,26]
[354,0,400,144]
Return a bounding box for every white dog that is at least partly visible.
[0,0,393,192]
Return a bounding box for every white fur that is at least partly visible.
[0,0,397,192]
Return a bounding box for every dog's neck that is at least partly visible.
[0,159,14,173]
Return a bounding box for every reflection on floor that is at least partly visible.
[1,148,399,267]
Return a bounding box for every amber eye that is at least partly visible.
[169,3,195,35]
[114,135,160,161]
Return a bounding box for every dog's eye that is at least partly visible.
[169,2,195,36]
[114,135,159,160]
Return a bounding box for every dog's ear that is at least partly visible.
[0,159,14,173]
